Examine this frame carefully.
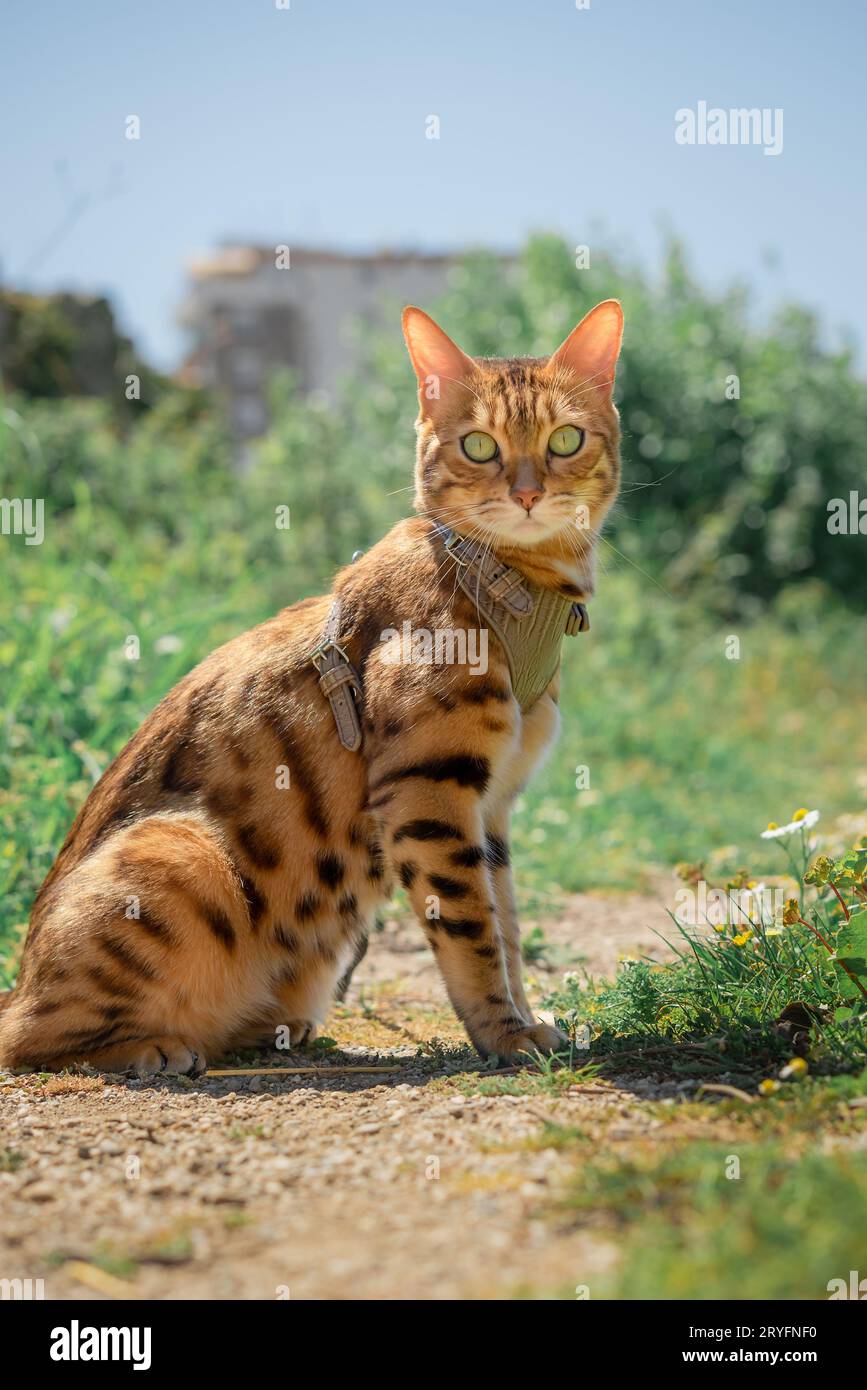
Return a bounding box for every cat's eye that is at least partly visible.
[548,425,585,457]
[461,431,499,463]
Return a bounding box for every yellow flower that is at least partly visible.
[792,808,810,822]
[782,898,801,925]
[780,1057,809,1080]
[732,930,752,946]
[805,855,834,886]
[758,1078,781,1096]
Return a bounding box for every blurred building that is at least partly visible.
[177,245,464,440]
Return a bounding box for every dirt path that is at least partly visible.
[0,891,676,1301]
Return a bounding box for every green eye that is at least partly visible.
[548,425,584,457]
[461,431,499,463]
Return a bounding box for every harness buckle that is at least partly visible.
[309,625,363,752]
[309,636,351,672]
[486,568,524,601]
[442,530,471,566]
[566,602,590,635]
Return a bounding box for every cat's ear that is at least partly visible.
[402,306,476,411]
[549,299,623,399]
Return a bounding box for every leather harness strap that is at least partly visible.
[309,525,590,749]
[438,528,535,618]
[308,599,363,752]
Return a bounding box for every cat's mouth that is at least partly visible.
[486,504,568,548]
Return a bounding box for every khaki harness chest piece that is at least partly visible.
[437,523,589,712]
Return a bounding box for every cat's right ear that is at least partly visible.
[549,299,624,400]
[402,307,476,413]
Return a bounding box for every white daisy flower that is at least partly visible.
[740,881,766,901]
[761,809,820,839]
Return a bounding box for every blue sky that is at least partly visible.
[2,0,864,368]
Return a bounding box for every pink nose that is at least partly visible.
[510,484,543,513]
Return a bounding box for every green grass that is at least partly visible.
[545,836,867,1079]
[517,1075,867,1299]
[449,1061,601,1098]
[564,1137,867,1300]
[516,572,867,903]
[491,1073,867,1298]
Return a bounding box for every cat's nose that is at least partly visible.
[510,483,544,513]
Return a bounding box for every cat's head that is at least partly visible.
[402,301,623,589]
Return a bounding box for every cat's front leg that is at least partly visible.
[483,810,534,1024]
[373,782,562,1062]
[483,689,562,1028]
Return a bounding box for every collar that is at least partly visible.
[433,523,589,711]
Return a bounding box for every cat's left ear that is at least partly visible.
[549,299,623,400]
[402,306,477,412]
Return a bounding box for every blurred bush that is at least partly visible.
[0,289,173,421]
[1,234,865,613]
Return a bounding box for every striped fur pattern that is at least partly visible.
[0,300,623,1073]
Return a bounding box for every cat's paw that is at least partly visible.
[282,1020,319,1048]
[481,1020,568,1066]
[131,1038,207,1077]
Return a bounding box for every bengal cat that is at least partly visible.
[0,299,623,1074]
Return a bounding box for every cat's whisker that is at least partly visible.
[596,534,673,598]
[617,468,679,496]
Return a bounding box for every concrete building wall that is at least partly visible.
[178,247,461,438]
